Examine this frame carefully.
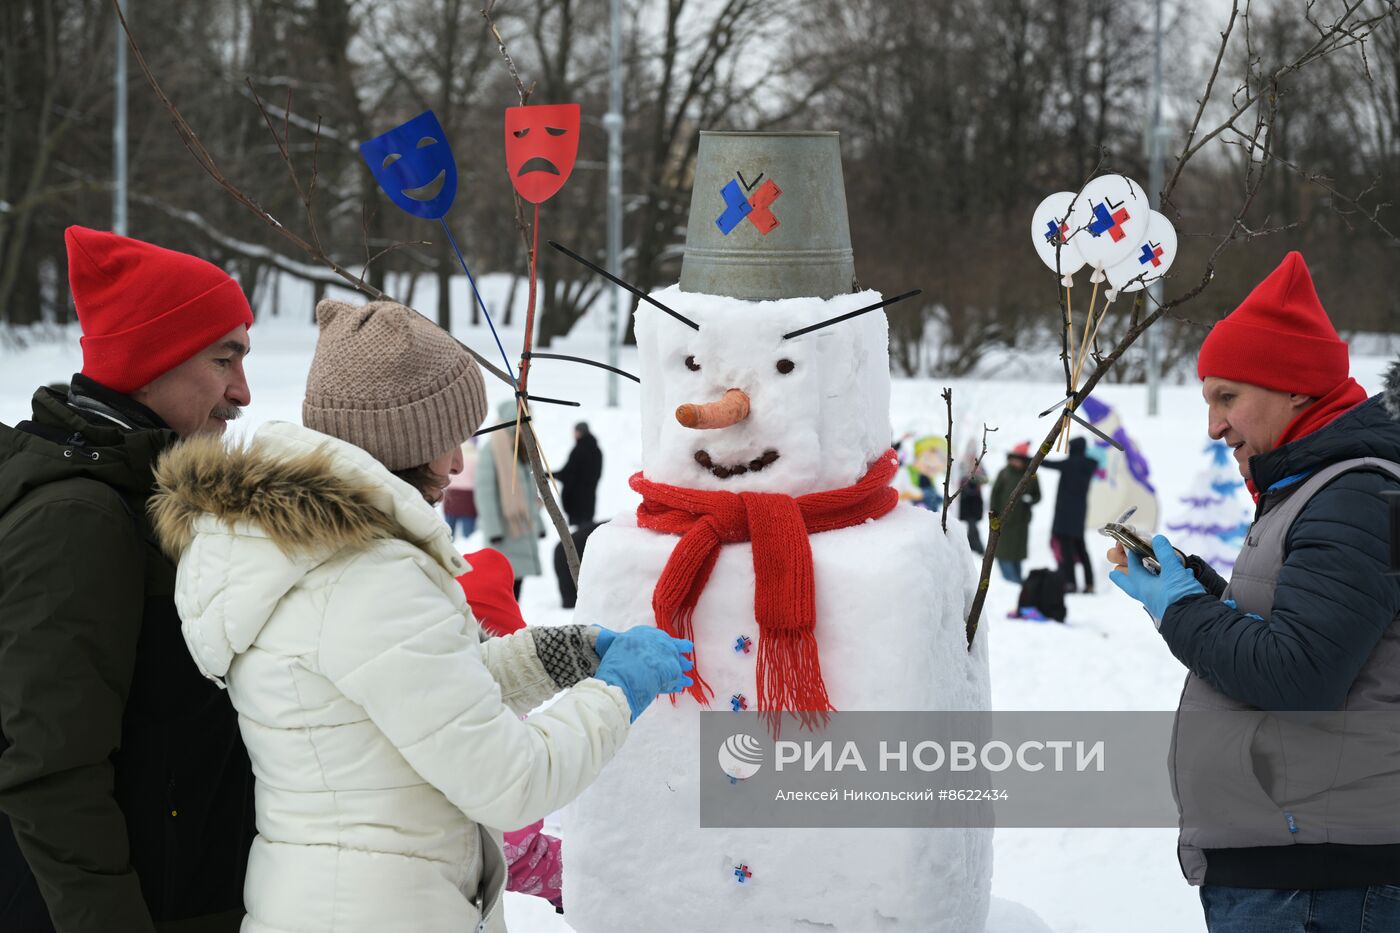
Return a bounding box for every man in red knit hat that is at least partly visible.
[0,227,257,932]
[1109,252,1400,931]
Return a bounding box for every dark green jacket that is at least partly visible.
[0,382,253,932]
[989,464,1040,562]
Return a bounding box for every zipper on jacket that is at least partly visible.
[476,895,499,933]
[475,833,506,933]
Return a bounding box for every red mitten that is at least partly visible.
[457,548,527,636]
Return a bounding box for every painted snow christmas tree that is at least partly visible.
[1164,439,1253,574]
[563,131,992,933]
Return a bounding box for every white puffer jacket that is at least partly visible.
[150,422,631,933]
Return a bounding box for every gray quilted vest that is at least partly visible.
[1171,457,1400,885]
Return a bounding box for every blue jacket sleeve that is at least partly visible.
[1183,554,1229,598]
[1157,471,1400,710]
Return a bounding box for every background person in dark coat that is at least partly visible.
[989,442,1040,584]
[0,228,256,933]
[555,421,603,527]
[1042,436,1098,593]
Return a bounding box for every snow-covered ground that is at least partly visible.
[3,274,1395,933]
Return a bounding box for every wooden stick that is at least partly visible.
[1064,272,1104,450]
[1061,283,1077,453]
[524,415,564,505]
[1072,288,1110,389]
[1075,298,1113,386]
[1065,283,1076,396]
[511,396,524,494]
[512,202,542,487]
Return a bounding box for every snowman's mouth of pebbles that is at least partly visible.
[693,449,780,480]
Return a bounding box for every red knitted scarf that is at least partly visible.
[1244,377,1369,500]
[630,451,899,715]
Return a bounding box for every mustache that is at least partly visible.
[212,404,244,421]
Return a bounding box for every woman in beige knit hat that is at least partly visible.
[150,299,694,933]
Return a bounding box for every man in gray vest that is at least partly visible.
[1109,252,1400,931]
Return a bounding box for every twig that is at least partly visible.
[359,240,432,288]
[481,0,534,105]
[941,388,953,533]
[1163,2,1240,202]
[947,424,995,513]
[1226,129,1400,241]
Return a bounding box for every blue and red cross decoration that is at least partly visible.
[1086,197,1131,242]
[734,863,753,883]
[734,635,753,654]
[1043,218,1069,246]
[1137,240,1165,267]
[716,170,782,236]
[730,693,749,712]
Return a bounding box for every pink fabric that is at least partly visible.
[503,820,564,909]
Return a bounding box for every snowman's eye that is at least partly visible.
[685,355,701,372]
[776,358,795,374]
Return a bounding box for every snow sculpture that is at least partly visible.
[564,131,991,933]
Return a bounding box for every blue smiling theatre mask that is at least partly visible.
[359,111,459,219]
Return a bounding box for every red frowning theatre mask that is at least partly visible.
[503,104,581,204]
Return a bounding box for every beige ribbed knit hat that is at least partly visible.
[303,299,488,471]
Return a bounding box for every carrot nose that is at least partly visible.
[676,388,750,429]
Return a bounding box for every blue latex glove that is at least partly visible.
[592,625,617,658]
[594,627,695,722]
[1109,534,1206,627]
[1222,599,1265,621]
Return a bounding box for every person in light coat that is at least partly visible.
[476,400,546,596]
[149,299,692,933]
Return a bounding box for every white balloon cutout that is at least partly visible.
[1030,191,1085,286]
[1104,210,1178,301]
[1066,175,1151,274]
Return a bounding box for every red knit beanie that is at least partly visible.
[66,226,254,394]
[1196,251,1349,396]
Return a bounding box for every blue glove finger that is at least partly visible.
[1151,535,1182,570]
[1117,549,1147,587]
[673,638,695,655]
[679,656,695,672]
[1108,567,1135,598]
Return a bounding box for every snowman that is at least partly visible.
[564,131,992,932]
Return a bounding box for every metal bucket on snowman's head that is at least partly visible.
[679,131,857,300]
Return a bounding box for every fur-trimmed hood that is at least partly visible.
[150,421,468,680]
[1385,356,1400,420]
[152,421,463,567]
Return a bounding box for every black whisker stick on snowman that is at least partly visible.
[561,132,993,932]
